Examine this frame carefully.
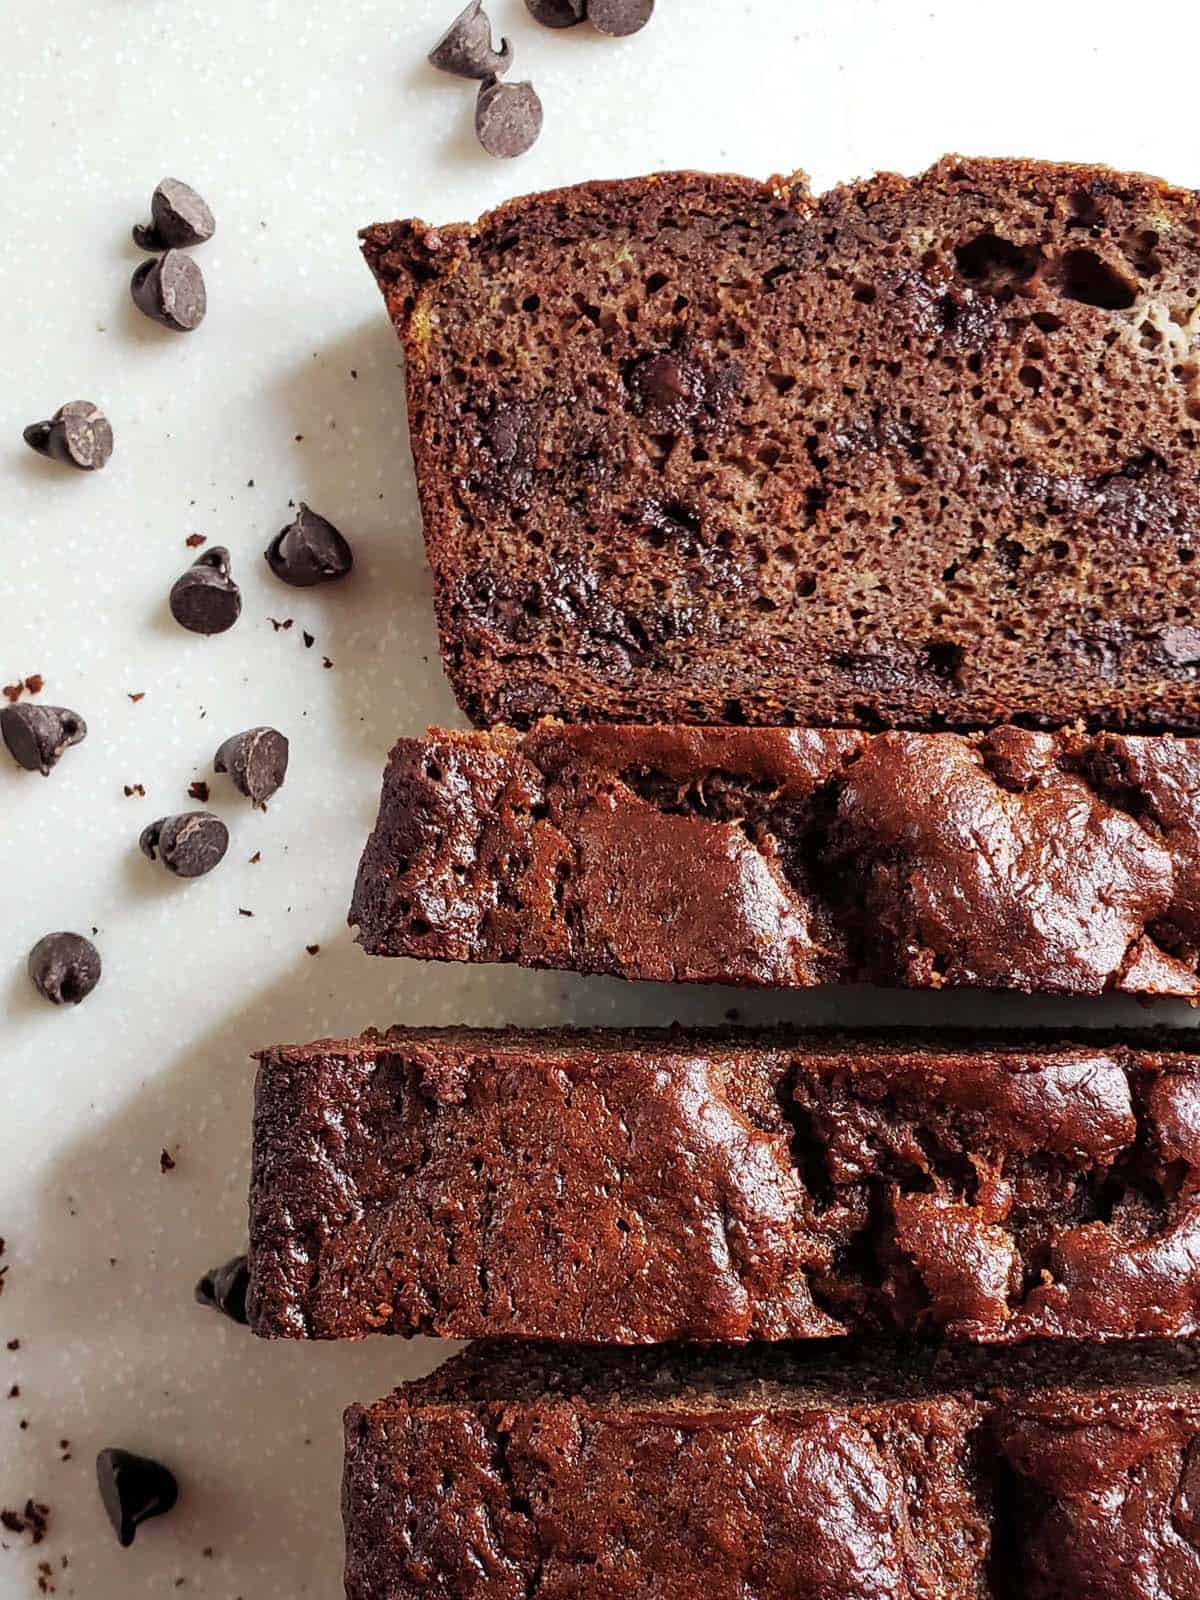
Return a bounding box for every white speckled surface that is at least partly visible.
[3,0,1200,1593]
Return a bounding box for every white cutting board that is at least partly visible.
[2,0,1198,1594]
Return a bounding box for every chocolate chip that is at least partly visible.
[130,250,207,332]
[264,503,353,587]
[588,0,654,33]
[22,402,113,471]
[214,727,289,809]
[139,813,229,878]
[1174,1438,1200,1545]
[132,179,215,251]
[475,78,543,158]
[429,1,513,79]
[27,933,102,1006]
[169,547,242,635]
[1,704,86,775]
[194,1255,249,1325]
[524,0,585,24]
[96,1450,178,1547]
[628,350,705,426]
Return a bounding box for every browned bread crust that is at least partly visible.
[249,1027,1200,1346]
[362,157,1200,733]
[343,1341,1200,1600]
[348,722,1200,996]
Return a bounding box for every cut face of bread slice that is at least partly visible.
[343,1341,1200,1600]
[249,1026,1200,1345]
[348,722,1200,997]
[362,156,1200,733]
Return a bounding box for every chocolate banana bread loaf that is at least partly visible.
[349,722,1200,996]
[249,1027,1200,1345]
[342,1340,1200,1600]
[361,156,1200,733]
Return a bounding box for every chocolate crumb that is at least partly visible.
[3,684,23,704]
[187,780,210,803]
[25,675,43,696]
[267,617,294,632]
[302,631,314,649]
[8,1386,19,1399]
[159,1150,176,1174]
[184,533,206,549]
[322,656,333,669]
[6,1340,18,1352]
[248,851,261,864]
[238,908,253,918]
[305,944,320,956]
[128,692,145,704]
[1,1500,50,1545]
[123,783,146,798]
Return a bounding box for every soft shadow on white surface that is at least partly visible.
[263,321,461,757]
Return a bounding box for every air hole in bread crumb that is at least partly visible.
[955,233,1040,286]
[923,639,965,681]
[1059,249,1137,310]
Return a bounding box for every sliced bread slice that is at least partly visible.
[362,156,1200,732]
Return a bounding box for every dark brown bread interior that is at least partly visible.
[249,1027,1200,1346]
[362,157,1200,733]
[349,721,1200,996]
[343,1340,1200,1600]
